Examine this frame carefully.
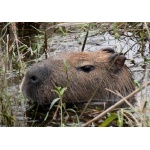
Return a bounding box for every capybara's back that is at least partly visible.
[21,48,135,105]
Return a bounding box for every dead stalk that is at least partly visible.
[141,65,148,111]
[44,32,49,59]
[144,22,150,38]
[121,110,139,127]
[11,23,23,69]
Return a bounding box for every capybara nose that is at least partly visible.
[25,64,50,86]
[20,63,50,103]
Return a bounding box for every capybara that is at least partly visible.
[20,48,135,105]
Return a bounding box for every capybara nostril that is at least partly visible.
[29,75,39,83]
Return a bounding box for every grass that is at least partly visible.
[0,22,150,127]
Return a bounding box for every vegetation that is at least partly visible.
[0,22,150,127]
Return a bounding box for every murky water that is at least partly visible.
[7,25,150,126]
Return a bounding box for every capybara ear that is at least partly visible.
[108,53,126,73]
[101,47,115,53]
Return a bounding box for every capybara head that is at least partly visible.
[20,48,135,105]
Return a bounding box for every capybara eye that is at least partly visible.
[77,65,95,73]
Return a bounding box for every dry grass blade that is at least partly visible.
[121,109,140,127]
[44,32,49,59]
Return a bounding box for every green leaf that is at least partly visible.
[59,27,67,36]
[117,111,124,127]
[63,60,70,71]
[60,87,67,96]
[113,22,118,33]
[55,86,61,91]
[114,33,120,39]
[133,80,140,87]
[44,98,60,121]
[99,113,118,127]
[51,89,60,96]
[147,120,150,127]
[49,98,60,110]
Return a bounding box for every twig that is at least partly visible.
[44,32,49,59]
[81,24,90,52]
[124,42,139,55]
[106,89,135,109]
[141,65,148,111]
[82,81,150,127]
[144,22,150,56]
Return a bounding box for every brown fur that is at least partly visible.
[21,48,135,105]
